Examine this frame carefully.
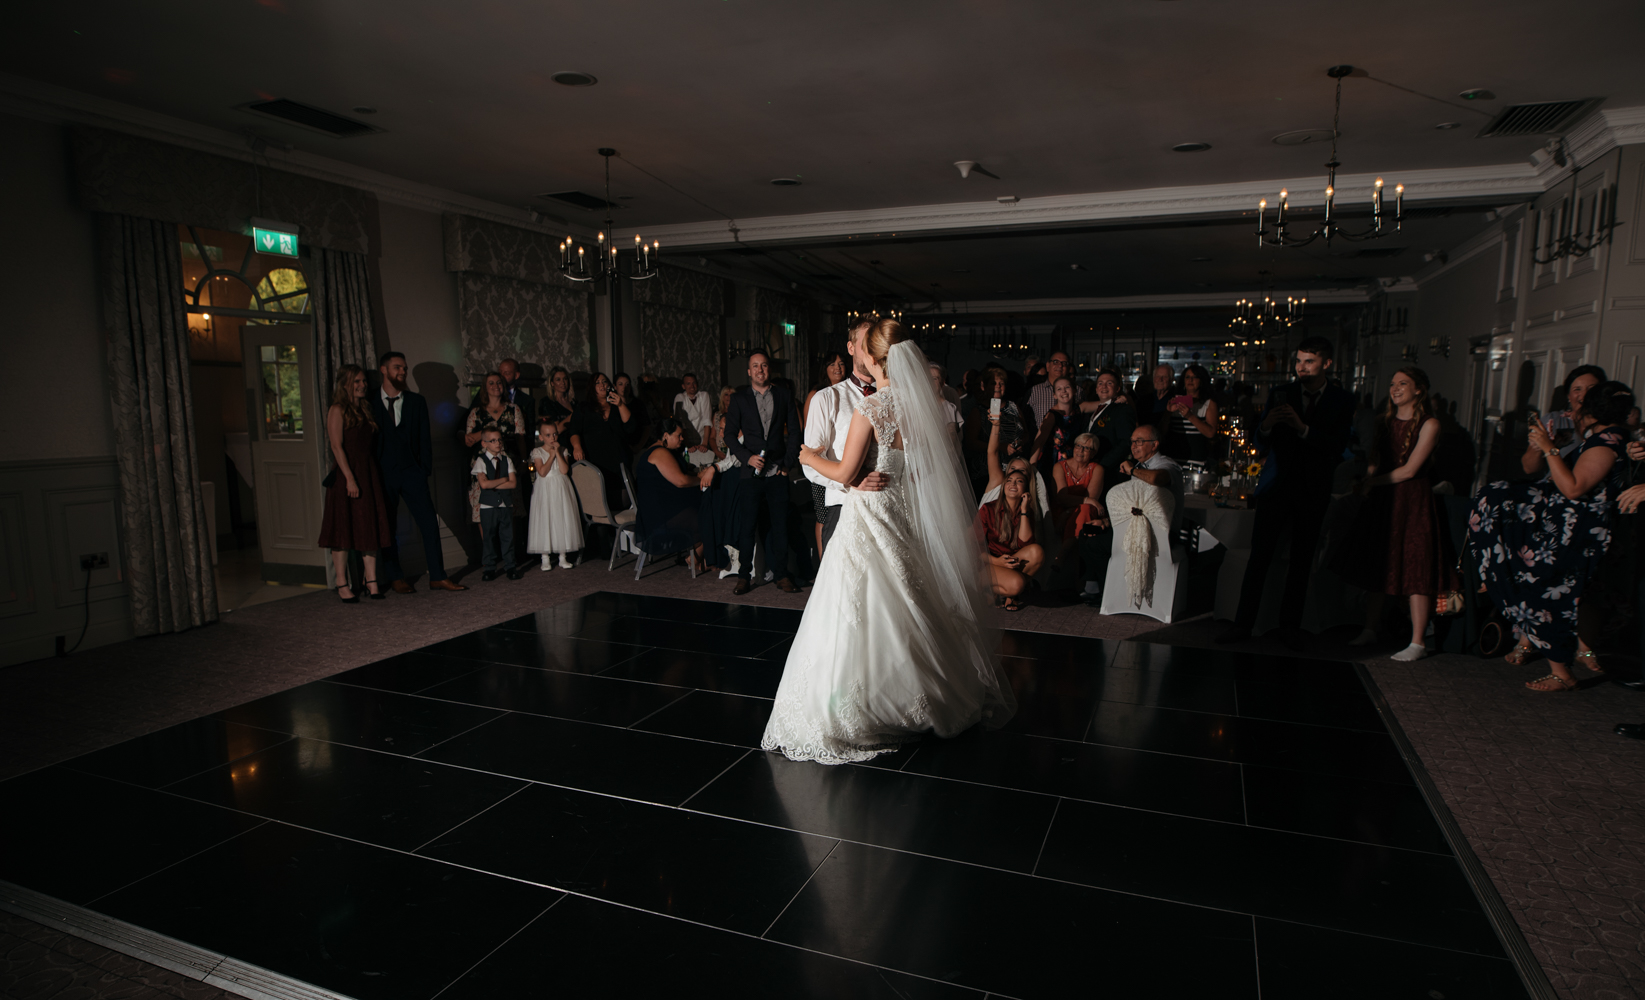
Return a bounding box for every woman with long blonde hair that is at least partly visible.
[317,364,393,602]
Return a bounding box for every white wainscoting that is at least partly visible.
[0,457,133,666]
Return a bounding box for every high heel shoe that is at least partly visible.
[364,579,386,600]
[336,585,359,604]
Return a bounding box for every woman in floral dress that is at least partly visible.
[1469,382,1634,692]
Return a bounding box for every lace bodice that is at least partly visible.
[860,390,904,478]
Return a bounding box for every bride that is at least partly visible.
[760,319,1017,764]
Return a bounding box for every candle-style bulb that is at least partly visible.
[1374,177,1384,189]
[1279,189,1288,201]
[597,232,605,243]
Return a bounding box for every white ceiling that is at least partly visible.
[8,0,1641,301]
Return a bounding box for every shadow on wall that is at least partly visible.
[415,361,481,568]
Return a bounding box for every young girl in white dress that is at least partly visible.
[528,418,583,570]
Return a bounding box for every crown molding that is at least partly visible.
[1531,105,1645,183]
[0,72,595,239]
[616,164,1544,250]
[902,287,1374,316]
[1411,220,1508,287]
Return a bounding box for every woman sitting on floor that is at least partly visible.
[975,412,1045,611]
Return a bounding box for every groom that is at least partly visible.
[804,319,892,552]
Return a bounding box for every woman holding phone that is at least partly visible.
[1162,364,1219,464]
[568,372,635,512]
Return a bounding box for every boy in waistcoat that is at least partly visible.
[473,429,524,581]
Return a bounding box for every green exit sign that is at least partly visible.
[782,322,796,337]
[252,226,299,258]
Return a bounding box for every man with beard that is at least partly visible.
[372,352,466,593]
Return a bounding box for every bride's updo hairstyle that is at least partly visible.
[864,318,911,370]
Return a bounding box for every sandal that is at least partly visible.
[1575,649,1604,675]
[1524,673,1576,693]
[1504,641,1535,666]
[1001,598,1024,612]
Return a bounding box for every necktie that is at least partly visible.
[1303,390,1320,415]
[848,374,877,396]
[387,394,402,426]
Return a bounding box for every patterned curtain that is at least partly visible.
[99,214,218,635]
[308,246,378,404]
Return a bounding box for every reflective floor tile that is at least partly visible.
[487,607,625,636]
[688,752,1058,872]
[1243,765,1450,853]
[633,690,774,748]
[1255,918,1530,1000]
[418,664,690,726]
[215,682,503,755]
[600,647,785,698]
[1092,663,1240,715]
[998,629,1116,667]
[606,618,792,658]
[326,650,491,694]
[441,893,980,1000]
[902,729,1245,822]
[1114,643,1363,695]
[90,822,557,1000]
[577,592,737,624]
[164,737,525,851]
[998,655,1109,741]
[421,712,748,805]
[1036,799,1503,955]
[1233,679,1386,733]
[717,604,805,632]
[0,767,262,905]
[1086,702,1412,782]
[63,717,290,788]
[422,783,834,934]
[766,841,1258,999]
[422,630,650,673]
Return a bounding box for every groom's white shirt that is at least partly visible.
[803,378,866,507]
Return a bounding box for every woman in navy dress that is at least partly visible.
[635,418,714,572]
[1469,381,1634,692]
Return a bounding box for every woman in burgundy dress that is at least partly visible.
[317,364,394,602]
[1337,366,1457,660]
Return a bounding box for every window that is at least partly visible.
[259,344,304,437]
[180,225,310,364]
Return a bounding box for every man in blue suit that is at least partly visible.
[371,352,466,593]
[1217,336,1353,644]
[723,350,803,595]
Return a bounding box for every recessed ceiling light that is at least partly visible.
[551,71,598,87]
[351,106,377,115]
[770,177,801,186]
[1434,122,1461,130]
[1172,142,1212,153]
[1459,88,1495,101]
[1272,128,1337,146]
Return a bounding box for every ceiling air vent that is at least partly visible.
[1477,98,1602,138]
[538,191,618,211]
[241,99,382,138]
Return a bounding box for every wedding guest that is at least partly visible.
[527,417,582,571]
[931,363,964,443]
[964,366,1025,494]
[1078,370,1136,481]
[1162,363,1220,465]
[1218,337,1355,644]
[716,384,736,422]
[977,461,1044,611]
[1050,432,1102,541]
[724,350,803,594]
[371,352,465,593]
[674,372,716,469]
[614,373,652,439]
[497,358,537,438]
[1336,367,1455,661]
[1471,381,1632,691]
[1131,363,1175,430]
[636,417,715,573]
[1029,376,1080,478]
[1026,351,1071,428]
[318,364,392,602]
[1119,425,1183,526]
[804,350,849,557]
[1523,365,1604,474]
[472,428,524,581]
[701,411,744,575]
[464,372,525,524]
[569,372,635,511]
[540,365,576,434]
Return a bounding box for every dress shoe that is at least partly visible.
[731,578,752,596]
[481,570,499,582]
[775,577,801,594]
[429,579,466,592]
[506,567,525,580]
[1214,624,1251,644]
[1614,722,1645,739]
[391,580,416,595]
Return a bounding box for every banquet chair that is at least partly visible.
[1099,481,1189,623]
[616,462,699,581]
[568,461,636,571]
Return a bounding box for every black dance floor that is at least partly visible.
[0,592,1532,999]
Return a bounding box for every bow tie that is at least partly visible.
[848,374,877,396]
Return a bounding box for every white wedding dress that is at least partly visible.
[761,344,1017,765]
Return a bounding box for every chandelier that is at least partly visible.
[1532,139,1620,264]
[1229,272,1304,345]
[1357,293,1409,338]
[558,149,659,283]
[1256,66,1404,249]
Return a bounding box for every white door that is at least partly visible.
[242,324,327,578]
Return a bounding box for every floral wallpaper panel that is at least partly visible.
[640,303,724,397]
[631,264,732,316]
[458,272,592,380]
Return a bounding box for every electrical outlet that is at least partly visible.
[79,552,109,571]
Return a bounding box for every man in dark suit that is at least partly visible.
[372,352,467,593]
[724,350,803,595]
[497,358,537,433]
[1218,336,1353,643]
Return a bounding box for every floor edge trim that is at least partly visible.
[0,879,357,1000]
[1353,665,1560,1000]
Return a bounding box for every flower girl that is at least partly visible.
[528,417,583,570]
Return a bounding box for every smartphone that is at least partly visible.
[1170,395,1193,411]
[990,398,1002,418]
[1271,389,1288,407]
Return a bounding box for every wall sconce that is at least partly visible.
[1400,344,1418,362]
[1428,336,1451,359]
